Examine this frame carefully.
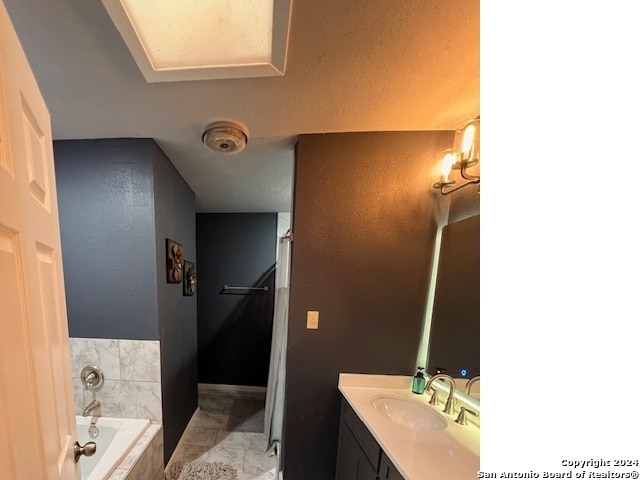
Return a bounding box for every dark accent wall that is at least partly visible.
[54,139,158,340]
[152,146,198,464]
[54,138,198,465]
[284,131,453,480]
[196,213,277,386]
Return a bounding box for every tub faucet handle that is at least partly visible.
[81,366,104,391]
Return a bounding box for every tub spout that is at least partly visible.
[82,399,101,417]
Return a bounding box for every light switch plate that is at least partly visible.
[307,310,319,329]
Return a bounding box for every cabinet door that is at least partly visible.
[341,399,381,470]
[379,451,405,480]
[335,420,378,480]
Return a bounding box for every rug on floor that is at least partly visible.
[226,398,265,433]
[166,460,238,480]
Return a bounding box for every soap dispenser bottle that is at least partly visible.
[412,367,426,394]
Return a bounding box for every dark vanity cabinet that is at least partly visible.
[379,451,404,480]
[335,398,405,480]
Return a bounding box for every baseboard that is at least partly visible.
[198,383,267,394]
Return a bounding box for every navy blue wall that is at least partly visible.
[55,138,198,464]
[196,213,276,386]
[54,139,159,340]
[152,146,198,463]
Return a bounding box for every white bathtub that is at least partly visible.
[76,416,150,480]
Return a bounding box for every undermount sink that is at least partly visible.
[371,396,447,431]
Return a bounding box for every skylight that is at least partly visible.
[101,0,291,82]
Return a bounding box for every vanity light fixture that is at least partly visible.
[433,117,480,195]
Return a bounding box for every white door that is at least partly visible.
[0,1,79,479]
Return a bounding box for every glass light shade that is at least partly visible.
[437,149,460,182]
[461,125,475,156]
[440,153,456,176]
[455,118,480,164]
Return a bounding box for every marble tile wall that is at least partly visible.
[69,338,162,421]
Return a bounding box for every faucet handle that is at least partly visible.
[81,366,104,391]
[428,388,439,405]
[455,406,478,426]
[443,396,455,415]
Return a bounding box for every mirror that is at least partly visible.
[426,213,480,399]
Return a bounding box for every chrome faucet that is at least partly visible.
[425,374,456,414]
[82,399,101,417]
[465,376,480,396]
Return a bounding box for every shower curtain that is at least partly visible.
[264,234,291,459]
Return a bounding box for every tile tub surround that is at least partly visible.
[338,373,480,480]
[70,338,162,421]
[107,424,164,480]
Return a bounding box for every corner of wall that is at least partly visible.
[148,141,198,464]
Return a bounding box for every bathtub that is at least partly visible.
[76,416,150,480]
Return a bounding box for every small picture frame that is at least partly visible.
[183,260,196,296]
[166,238,184,283]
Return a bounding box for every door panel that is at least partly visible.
[21,97,50,210]
[0,228,46,479]
[32,242,75,476]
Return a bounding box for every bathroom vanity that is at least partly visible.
[335,396,405,480]
[335,374,479,480]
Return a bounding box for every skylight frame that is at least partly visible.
[101,0,292,82]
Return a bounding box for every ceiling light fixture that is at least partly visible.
[433,117,480,195]
[202,121,248,155]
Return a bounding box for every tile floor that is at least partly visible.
[167,387,278,480]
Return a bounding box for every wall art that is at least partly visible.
[183,260,196,296]
[166,238,184,283]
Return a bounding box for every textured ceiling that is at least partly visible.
[4,0,479,212]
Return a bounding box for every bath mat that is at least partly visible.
[226,398,265,433]
[167,460,238,480]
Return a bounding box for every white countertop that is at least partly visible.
[338,374,480,480]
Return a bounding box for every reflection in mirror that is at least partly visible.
[426,214,480,398]
[426,372,480,411]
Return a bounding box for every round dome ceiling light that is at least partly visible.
[202,121,248,155]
